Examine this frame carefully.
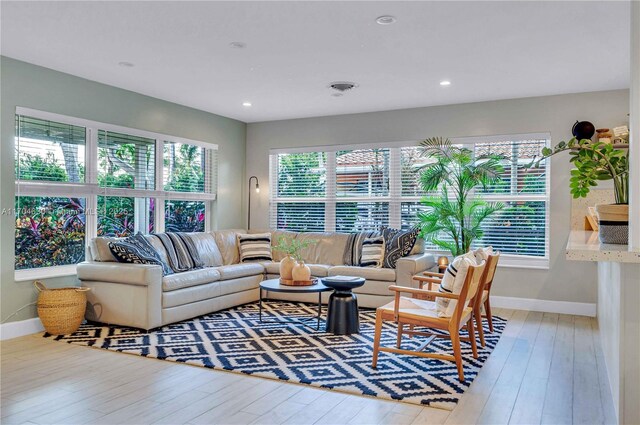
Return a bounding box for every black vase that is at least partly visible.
[572,120,595,140]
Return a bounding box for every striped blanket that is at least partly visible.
[151,232,204,273]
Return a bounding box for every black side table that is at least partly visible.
[322,277,366,335]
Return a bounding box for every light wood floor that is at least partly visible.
[1,308,617,425]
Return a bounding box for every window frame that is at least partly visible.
[14,107,218,280]
[269,134,550,269]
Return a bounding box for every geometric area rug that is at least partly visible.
[45,301,506,410]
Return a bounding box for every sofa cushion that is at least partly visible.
[328,266,396,282]
[162,268,221,292]
[90,237,119,262]
[213,229,245,265]
[269,230,299,261]
[216,263,264,281]
[353,280,397,297]
[261,262,330,277]
[219,275,262,296]
[163,281,221,308]
[296,232,350,266]
[185,233,224,267]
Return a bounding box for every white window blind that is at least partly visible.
[14,107,218,275]
[270,135,550,267]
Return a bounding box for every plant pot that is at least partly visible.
[279,255,296,280]
[292,261,311,281]
[596,204,629,245]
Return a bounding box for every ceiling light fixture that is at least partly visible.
[229,41,246,49]
[118,61,134,68]
[328,81,358,92]
[242,102,252,107]
[375,15,397,25]
[440,80,451,86]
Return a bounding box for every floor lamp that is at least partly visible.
[248,176,259,230]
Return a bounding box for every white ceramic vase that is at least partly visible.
[292,261,311,281]
[279,255,296,280]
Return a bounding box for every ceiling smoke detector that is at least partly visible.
[328,81,358,93]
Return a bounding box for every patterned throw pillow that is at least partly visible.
[238,233,272,262]
[109,233,173,275]
[342,231,379,266]
[359,236,385,268]
[381,227,419,269]
[436,251,477,317]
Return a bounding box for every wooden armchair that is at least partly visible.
[371,262,485,382]
[412,253,500,347]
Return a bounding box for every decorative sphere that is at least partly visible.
[572,120,596,140]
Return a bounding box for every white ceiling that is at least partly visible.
[1,1,630,123]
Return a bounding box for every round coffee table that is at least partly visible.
[259,278,332,330]
[322,277,366,335]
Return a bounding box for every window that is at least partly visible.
[14,108,218,277]
[270,135,550,268]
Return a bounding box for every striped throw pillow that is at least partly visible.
[238,233,272,262]
[359,236,385,268]
[436,251,477,317]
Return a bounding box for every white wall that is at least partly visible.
[246,90,629,304]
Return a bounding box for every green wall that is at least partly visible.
[0,56,246,324]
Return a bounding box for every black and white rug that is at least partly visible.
[46,301,506,410]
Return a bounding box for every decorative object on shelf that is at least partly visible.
[292,260,312,281]
[437,255,450,272]
[531,137,629,244]
[613,125,630,144]
[585,206,600,231]
[35,281,90,335]
[247,176,260,230]
[572,120,596,140]
[596,128,613,144]
[416,137,505,256]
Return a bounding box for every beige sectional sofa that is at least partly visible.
[77,229,436,330]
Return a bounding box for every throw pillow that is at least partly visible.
[153,232,205,273]
[381,227,419,269]
[473,246,494,264]
[343,231,379,266]
[109,232,173,275]
[238,233,273,262]
[436,251,477,317]
[359,236,385,268]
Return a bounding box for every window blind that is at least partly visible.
[270,135,550,265]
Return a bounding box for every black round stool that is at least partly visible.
[322,277,366,335]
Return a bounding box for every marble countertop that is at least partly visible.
[566,230,640,263]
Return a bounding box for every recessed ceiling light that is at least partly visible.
[118,61,134,68]
[229,41,246,49]
[376,15,397,25]
[242,102,252,107]
[440,80,451,86]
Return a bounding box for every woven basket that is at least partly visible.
[35,281,90,335]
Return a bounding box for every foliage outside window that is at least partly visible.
[270,136,549,264]
[14,110,218,274]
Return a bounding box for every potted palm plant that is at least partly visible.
[531,138,629,244]
[417,137,505,257]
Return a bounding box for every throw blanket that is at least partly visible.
[342,230,379,266]
[153,232,204,273]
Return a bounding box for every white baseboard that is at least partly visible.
[491,295,596,317]
[0,317,44,341]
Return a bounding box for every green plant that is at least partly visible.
[416,137,505,257]
[273,235,316,261]
[531,138,629,204]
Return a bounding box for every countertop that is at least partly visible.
[566,230,640,263]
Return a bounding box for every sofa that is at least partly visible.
[77,229,436,330]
